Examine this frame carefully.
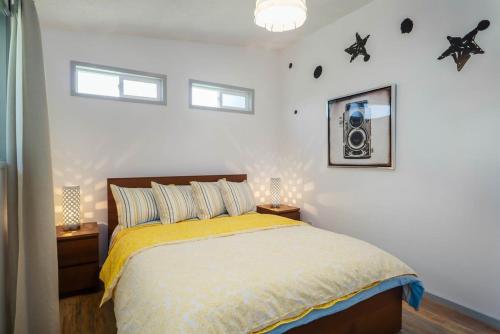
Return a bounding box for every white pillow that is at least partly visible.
[151,182,197,224]
[190,181,227,220]
[218,179,256,217]
[110,185,159,228]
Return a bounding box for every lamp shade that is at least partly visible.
[254,0,307,32]
[62,185,81,231]
[270,177,281,208]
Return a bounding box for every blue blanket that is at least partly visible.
[269,275,424,334]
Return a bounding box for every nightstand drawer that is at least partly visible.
[57,237,98,267]
[281,211,300,221]
[58,262,99,295]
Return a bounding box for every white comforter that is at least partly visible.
[112,224,415,334]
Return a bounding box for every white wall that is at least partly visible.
[279,0,500,320]
[41,29,282,260]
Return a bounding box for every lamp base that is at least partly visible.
[63,223,81,231]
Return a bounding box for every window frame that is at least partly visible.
[189,79,254,114]
[70,61,167,105]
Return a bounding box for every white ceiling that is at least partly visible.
[35,0,373,49]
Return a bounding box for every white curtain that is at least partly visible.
[4,0,59,333]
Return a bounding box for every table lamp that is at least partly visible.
[270,177,281,208]
[62,185,81,231]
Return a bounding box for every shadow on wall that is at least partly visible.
[218,125,281,205]
[53,152,110,226]
[279,154,316,223]
[51,133,282,262]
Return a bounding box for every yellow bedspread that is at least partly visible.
[102,214,416,334]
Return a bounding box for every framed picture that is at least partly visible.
[328,85,396,168]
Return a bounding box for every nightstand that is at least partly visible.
[56,222,99,296]
[257,204,301,221]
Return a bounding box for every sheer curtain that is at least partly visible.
[0,11,7,334]
[2,0,59,333]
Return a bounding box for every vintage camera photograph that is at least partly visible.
[328,85,395,168]
[343,100,371,159]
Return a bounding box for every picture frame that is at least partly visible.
[327,84,396,169]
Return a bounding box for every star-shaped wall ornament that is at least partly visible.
[438,20,490,72]
[345,33,371,63]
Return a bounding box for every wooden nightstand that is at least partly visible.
[257,204,301,221]
[56,222,99,297]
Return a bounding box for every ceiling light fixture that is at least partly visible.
[254,0,307,32]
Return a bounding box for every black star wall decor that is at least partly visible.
[438,20,490,72]
[345,33,371,63]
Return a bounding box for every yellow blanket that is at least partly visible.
[100,214,302,305]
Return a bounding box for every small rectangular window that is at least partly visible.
[71,61,166,105]
[189,80,254,114]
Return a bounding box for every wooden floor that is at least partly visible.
[60,292,499,334]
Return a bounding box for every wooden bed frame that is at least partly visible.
[106,174,403,334]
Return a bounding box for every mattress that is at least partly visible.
[100,213,423,334]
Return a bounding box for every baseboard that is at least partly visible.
[425,292,500,330]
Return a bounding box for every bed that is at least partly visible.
[102,174,423,334]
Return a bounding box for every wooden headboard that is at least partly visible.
[107,174,247,241]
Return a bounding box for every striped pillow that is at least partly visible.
[110,185,159,228]
[151,182,197,224]
[190,181,227,220]
[218,179,256,216]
